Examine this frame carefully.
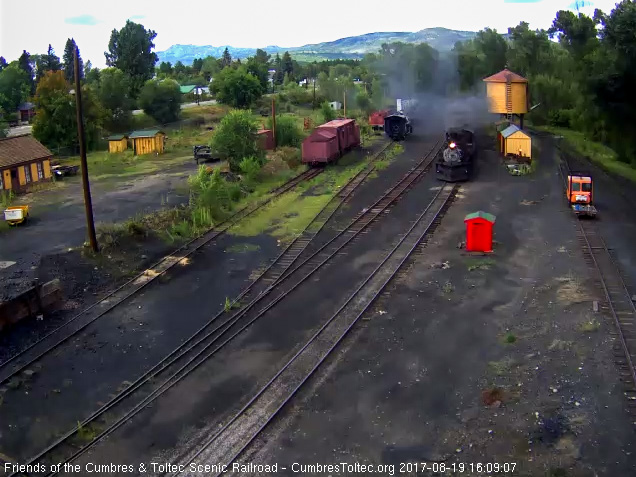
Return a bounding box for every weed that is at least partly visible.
[442,281,454,294]
[0,190,15,209]
[488,357,516,375]
[503,332,517,344]
[224,297,232,312]
[226,243,260,253]
[467,257,496,271]
[580,320,600,332]
[76,421,98,442]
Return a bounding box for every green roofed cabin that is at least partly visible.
[129,130,166,155]
[107,134,128,153]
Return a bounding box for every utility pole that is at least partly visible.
[343,90,346,119]
[74,45,98,252]
[313,77,316,109]
[271,97,277,151]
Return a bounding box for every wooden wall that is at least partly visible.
[108,138,128,153]
[504,132,532,159]
[487,82,528,114]
[133,135,165,155]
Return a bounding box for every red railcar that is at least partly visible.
[369,110,389,130]
[302,119,361,165]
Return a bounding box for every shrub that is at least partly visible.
[189,166,243,223]
[284,83,313,105]
[210,109,263,172]
[239,156,263,190]
[139,79,181,124]
[321,101,336,122]
[268,146,301,169]
[266,114,303,148]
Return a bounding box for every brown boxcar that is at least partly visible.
[257,129,275,150]
[302,118,360,165]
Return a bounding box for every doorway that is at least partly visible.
[10,169,19,190]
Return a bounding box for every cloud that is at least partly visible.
[65,14,100,25]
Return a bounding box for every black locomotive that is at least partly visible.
[435,128,476,182]
[384,112,413,141]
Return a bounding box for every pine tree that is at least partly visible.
[0,57,7,72]
[18,50,35,94]
[63,38,83,83]
[273,54,284,85]
[222,48,232,68]
[44,44,61,71]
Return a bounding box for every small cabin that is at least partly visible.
[0,135,53,191]
[107,134,128,153]
[483,69,529,125]
[129,130,166,155]
[500,125,531,160]
[18,102,35,123]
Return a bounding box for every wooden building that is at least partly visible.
[107,134,128,153]
[500,124,531,160]
[18,102,35,122]
[0,135,53,191]
[129,130,166,155]
[483,69,529,127]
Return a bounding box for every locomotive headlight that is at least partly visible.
[449,142,456,149]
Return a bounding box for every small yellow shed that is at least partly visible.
[107,134,128,153]
[129,130,166,155]
[483,69,529,115]
[501,125,531,160]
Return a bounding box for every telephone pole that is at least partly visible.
[74,45,98,252]
[271,98,277,151]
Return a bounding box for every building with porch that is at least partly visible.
[0,135,53,191]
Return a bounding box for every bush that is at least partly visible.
[139,79,181,124]
[284,83,313,105]
[356,91,372,114]
[239,156,263,190]
[267,146,301,169]
[321,101,336,122]
[210,109,263,172]
[189,166,243,223]
[266,114,303,148]
[211,66,262,109]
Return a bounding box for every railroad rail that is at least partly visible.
[172,184,458,476]
[558,148,636,408]
[0,167,322,386]
[14,139,442,476]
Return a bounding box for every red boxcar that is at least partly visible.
[302,119,360,165]
[369,110,389,129]
[257,129,275,150]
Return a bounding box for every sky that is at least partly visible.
[0,0,623,68]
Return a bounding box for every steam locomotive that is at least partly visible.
[384,112,413,141]
[435,128,476,182]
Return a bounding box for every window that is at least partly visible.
[582,183,592,192]
[37,162,44,179]
[24,165,31,183]
[571,182,580,191]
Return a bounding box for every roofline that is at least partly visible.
[0,155,53,170]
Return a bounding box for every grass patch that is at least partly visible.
[466,257,496,271]
[488,357,516,376]
[76,421,99,442]
[442,281,454,294]
[536,125,636,183]
[225,243,260,253]
[224,297,241,312]
[580,319,600,332]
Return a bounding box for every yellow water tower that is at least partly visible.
[483,69,528,128]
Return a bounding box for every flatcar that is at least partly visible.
[301,118,361,166]
[435,128,476,182]
[384,112,413,141]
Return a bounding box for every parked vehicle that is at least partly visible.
[51,164,79,178]
[302,119,361,166]
[566,171,597,218]
[193,145,221,165]
[384,112,413,141]
[4,205,29,225]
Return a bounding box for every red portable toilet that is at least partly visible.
[464,211,496,252]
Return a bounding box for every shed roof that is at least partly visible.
[107,134,128,141]
[180,85,196,94]
[501,125,521,138]
[464,211,496,223]
[0,134,53,169]
[257,129,272,135]
[483,69,528,83]
[129,130,164,139]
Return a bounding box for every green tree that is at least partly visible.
[63,39,83,84]
[0,57,7,72]
[174,61,186,76]
[159,61,173,76]
[138,79,181,124]
[105,20,159,99]
[18,50,35,95]
[246,49,270,92]
[321,101,336,122]
[192,58,204,74]
[282,51,294,80]
[356,90,372,113]
[265,114,303,147]
[98,68,133,131]
[201,56,219,82]
[273,54,284,85]
[0,65,30,113]
[221,47,232,68]
[210,109,262,172]
[210,66,262,108]
[32,70,104,150]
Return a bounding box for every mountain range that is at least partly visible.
[156,27,478,65]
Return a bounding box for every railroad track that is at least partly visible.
[13,139,441,477]
[172,184,458,477]
[0,167,322,387]
[558,149,636,411]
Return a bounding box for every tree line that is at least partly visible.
[453,0,636,163]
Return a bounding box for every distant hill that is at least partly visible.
[156,27,478,65]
